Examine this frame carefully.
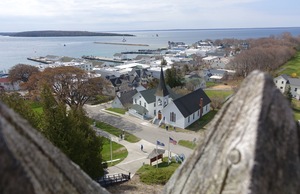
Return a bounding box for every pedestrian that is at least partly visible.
[166,125,169,131]
[141,144,143,151]
[174,127,176,132]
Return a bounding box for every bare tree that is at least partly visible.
[24,66,108,108]
[210,96,224,110]
[9,64,39,83]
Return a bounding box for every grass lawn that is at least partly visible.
[94,121,141,143]
[106,108,126,115]
[137,158,180,185]
[206,82,219,88]
[30,101,43,114]
[204,90,234,101]
[275,51,300,77]
[187,110,218,131]
[101,138,128,166]
[178,140,197,149]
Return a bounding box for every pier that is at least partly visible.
[82,56,124,63]
[121,48,167,55]
[94,42,149,47]
[27,57,53,64]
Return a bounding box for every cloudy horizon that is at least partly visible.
[0,0,299,32]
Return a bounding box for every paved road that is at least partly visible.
[85,103,206,176]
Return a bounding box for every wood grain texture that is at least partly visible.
[0,101,109,194]
[164,71,300,194]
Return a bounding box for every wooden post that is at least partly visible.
[164,71,300,194]
[0,102,109,194]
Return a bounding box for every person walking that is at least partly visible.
[141,144,144,151]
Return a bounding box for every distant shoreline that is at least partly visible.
[0,30,134,37]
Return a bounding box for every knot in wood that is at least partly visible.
[227,149,241,165]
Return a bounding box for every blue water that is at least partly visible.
[1,27,300,71]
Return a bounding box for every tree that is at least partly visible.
[40,85,104,179]
[284,86,293,105]
[9,64,39,83]
[161,58,167,66]
[24,66,109,108]
[0,92,40,129]
[165,66,184,88]
[148,78,159,89]
[210,96,224,110]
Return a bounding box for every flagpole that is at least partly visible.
[156,143,158,169]
[168,137,170,163]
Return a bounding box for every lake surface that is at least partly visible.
[1,27,300,71]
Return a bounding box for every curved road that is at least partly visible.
[85,103,207,176]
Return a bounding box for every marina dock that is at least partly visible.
[82,56,124,63]
[27,57,53,64]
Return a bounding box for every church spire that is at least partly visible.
[155,66,169,97]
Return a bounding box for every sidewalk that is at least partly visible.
[107,139,156,176]
[105,135,175,177]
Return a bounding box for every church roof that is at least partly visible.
[155,67,169,97]
[173,88,211,118]
[140,86,181,104]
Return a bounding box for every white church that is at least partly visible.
[129,67,211,129]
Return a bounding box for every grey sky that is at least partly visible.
[0,0,299,32]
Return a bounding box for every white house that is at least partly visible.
[161,89,211,129]
[129,67,211,128]
[0,77,20,91]
[112,89,138,109]
[288,78,300,99]
[274,74,300,99]
[274,74,289,93]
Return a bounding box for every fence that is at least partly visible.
[1,70,300,194]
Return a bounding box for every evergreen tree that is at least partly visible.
[67,107,104,179]
[284,86,293,105]
[165,66,184,88]
[0,92,40,129]
[40,85,104,179]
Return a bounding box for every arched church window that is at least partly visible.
[158,98,162,106]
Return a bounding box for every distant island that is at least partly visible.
[0,30,135,37]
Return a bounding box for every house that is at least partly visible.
[274,74,290,93]
[287,78,300,99]
[161,88,211,129]
[274,74,300,99]
[204,69,227,82]
[111,89,138,109]
[0,77,20,91]
[129,67,211,128]
[184,73,206,90]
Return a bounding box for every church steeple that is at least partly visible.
[155,66,169,97]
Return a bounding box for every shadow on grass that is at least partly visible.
[187,110,218,132]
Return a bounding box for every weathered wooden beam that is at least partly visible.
[0,102,109,194]
[164,71,300,194]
